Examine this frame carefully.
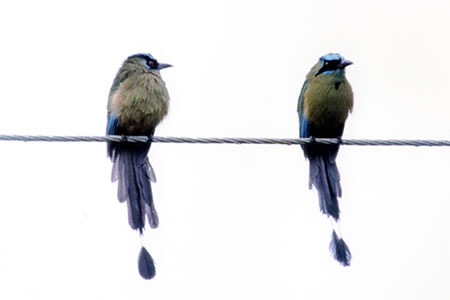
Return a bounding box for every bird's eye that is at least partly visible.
[147,59,158,69]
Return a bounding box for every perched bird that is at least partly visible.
[297,53,353,266]
[107,53,172,279]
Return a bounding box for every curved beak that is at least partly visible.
[157,63,173,70]
[338,60,353,69]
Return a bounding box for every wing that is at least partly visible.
[106,69,131,157]
[106,113,119,135]
[297,80,310,138]
[106,113,120,158]
[106,66,132,128]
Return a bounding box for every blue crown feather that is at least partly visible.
[128,53,155,60]
[320,53,344,62]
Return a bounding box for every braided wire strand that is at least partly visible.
[0,134,449,146]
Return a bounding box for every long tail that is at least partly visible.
[111,142,159,232]
[307,145,351,266]
[308,153,342,221]
[108,140,159,280]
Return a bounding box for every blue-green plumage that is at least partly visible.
[298,53,353,266]
[106,53,171,279]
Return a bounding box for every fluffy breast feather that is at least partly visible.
[111,72,170,135]
[303,74,353,129]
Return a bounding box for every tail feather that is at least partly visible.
[326,155,342,197]
[144,200,159,229]
[110,142,159,231]
[329,230,351,266]
[304,143,351,266]
[135,152,159,229]
[309,154,341,220]
[124,150,145,230]
[116,163,127,203]
[138,246,156,280]
[144,157,157,183]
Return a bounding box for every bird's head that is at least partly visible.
[315,53,352,77]
[126,53,172,71]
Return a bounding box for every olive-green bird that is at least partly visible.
[106,53,172,279]
[298,53,353,266]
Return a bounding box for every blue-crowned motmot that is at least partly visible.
[107,53,171,279]
[298,53,353,266]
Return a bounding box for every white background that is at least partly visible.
[0,0,450,299]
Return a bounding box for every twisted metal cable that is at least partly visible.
[0,134,449,146]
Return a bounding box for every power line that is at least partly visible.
[0,134,449,146]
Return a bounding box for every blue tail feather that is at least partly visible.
[308,154,341,220]
[329,230,351,266]
[138,246,156,280]
[110,141,159,231]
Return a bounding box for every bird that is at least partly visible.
[106,53,172,279]
[297,53,353,266]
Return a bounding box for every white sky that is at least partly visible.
[0,0,450,299]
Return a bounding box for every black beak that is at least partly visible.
[337,60,353,69]
[157,63,173,70]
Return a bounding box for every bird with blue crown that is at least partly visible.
[297,53,353,266]
[107,53,172,279]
